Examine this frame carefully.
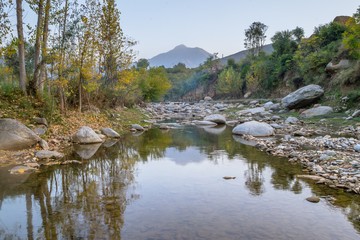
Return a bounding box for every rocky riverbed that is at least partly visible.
[2,84,360,195]
[141,95,360,194]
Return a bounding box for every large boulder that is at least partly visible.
[300,106,333,118]
[203,114,226,124]
[325,59,351,72]
[0,118,41,150]
[281,85,324,109]
[72,126,103,144]
[232,121,274,137]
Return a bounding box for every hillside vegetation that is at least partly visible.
[0,3,359,119]
[164,7,360,110]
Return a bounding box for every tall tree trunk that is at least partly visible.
[58,0,69,114]
[16,0,27,94]
[31,0,44,96]
[78,79,82,112]
[39,0,51,95]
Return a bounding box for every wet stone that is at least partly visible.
[306,196,320,203]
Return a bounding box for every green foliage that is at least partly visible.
[343,14,360,59]
[295,39,341,84]
[136,58,149,69]
[314,22,347,47]
[165,63,195,100]
[244,22,268,56]
[138,67,171,101]
[216,66,243,97]
[271,30,299,56]
[347,89,360,108]
[0,1,11,46]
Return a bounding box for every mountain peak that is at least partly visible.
[149,45,211,68]
[174,44,187,49]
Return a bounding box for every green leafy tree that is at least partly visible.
[0,1,11,47]
[138,67,171,101]
[99,0,135,85]
[136,58,149,69]
[244,22,268,56]
[292,27,304,43]
[343,6,360,59]
[216,66,242,97]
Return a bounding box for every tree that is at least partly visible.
[29,0,45,96]
[343,6,360,59]
[75,0,102,112]
[99,0,135,85]
[0,1,11,47]
[138,67,171,101]
[16,0,27,93]
[216,66,242,97]
[244,22,268,56]
[39,0,51,95]
[271,30,300,56]
[292,27,304,43]
[136,58,149,69]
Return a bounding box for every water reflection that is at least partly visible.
[0,126,360,239]
[74,143,102,159]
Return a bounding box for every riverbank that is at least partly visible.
[144,100,360,194]
[2,93,360,194]
[0,106,146,166]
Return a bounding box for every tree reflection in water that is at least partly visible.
[1,126,360,238]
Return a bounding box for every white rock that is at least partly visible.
[72,126,103,144]
[232,121,274,137]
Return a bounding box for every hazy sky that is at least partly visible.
[119,0,359,59]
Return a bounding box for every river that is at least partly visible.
[1,125,360,239]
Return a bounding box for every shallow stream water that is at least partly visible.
[1,125,360,239]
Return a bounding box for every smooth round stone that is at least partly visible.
[306,196,320,203]
[354,144,360,152]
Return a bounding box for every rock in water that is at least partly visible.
[306,196,320,203]
[223,176,236,180]
[0,118,41,150]
[101,127,121,138]
[204,114,226,124]
[300,106,333,118]
[281,85,324,109]
[74,143,102,159]
[72,126,103,144]
[131,124,145,131]
[232,121,274,137]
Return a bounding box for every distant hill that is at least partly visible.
[148,44,212,68]
[220,44,274,65]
